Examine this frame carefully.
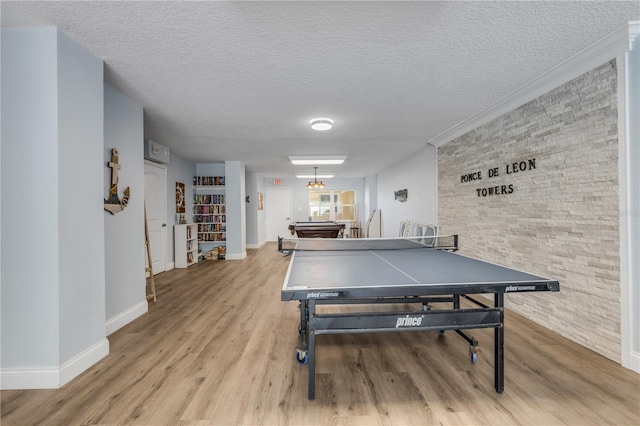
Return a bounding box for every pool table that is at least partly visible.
[288,221,346,238]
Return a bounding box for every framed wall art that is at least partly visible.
[176,182,186,213]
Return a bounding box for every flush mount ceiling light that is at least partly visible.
[310,118,333,131]
[288,155,347,165]
[305,167,325,189]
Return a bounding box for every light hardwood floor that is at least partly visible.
[2,242,639,425]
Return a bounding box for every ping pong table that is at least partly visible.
[279,236,560,400]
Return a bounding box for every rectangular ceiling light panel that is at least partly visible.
[288,155,347,165]
[296,174,335,179]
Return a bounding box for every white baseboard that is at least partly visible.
[628,351,640,374]
[246,240,267,249]
[0,368,59,390]
[59,339,109,386]
[1,338,109,390]
[166,262,175,270]
[105,300,148,336]
[225,251,247,260]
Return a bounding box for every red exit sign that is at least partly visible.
[273,179,282,185]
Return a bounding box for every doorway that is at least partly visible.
[144,160,167,274]
[265,188,292,241]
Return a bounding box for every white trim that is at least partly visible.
[0,368,59,390]
[630,351,640,373]
[432,143,439,227]
[430,21,640,147]
[618,28,640,374]
[246,240,267,250]
[105,300,148,336]
[226,252,247,260]
[618,51,631,371]
[166,261,175,271]
[1,339,109,390]
[59,339,109,387]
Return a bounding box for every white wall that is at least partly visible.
[376,144,437,236]
[104,83,147,334]
[1,27,108,389]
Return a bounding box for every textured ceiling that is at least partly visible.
[2,1,638,178]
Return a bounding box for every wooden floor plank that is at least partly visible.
[1,242,638,425]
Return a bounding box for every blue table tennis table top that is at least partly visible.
[281,239,559,300]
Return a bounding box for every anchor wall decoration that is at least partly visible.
[104,148,130,215]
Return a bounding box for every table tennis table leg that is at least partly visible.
[299,300,308,338]
[308,299,316,400]
[308,331,316,399]
[495,293,504,393]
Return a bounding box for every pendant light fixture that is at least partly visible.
[306,167,325,189]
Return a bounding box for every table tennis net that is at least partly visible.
[278,234,458,253]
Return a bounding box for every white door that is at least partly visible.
[144,160,167,274]
[265,188,292,241]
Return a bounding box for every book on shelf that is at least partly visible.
[194,176,226,186]
[193,194,226,205]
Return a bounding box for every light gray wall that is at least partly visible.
[376,144,438,237]
[196,163,225,177]
[1,27,61,368]
[1,28,106,380]
[245,172,258,246]
[245,172,266,247]
[225,161,247,259]
[364,174,378,222]
[104,83,146,325]
[58,29,106,363]
[166,154,197,264]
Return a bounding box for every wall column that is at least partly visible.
[225,161,247,259]
[1,27,108,389]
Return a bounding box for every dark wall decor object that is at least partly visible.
[394,189,408,202]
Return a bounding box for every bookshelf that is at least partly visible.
[193,176,226,252]
[174,223,198,268]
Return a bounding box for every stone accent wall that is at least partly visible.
[438,61,620,361]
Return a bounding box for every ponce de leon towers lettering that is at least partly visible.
[460,158,536,197]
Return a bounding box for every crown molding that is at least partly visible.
[430,21,640,148]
